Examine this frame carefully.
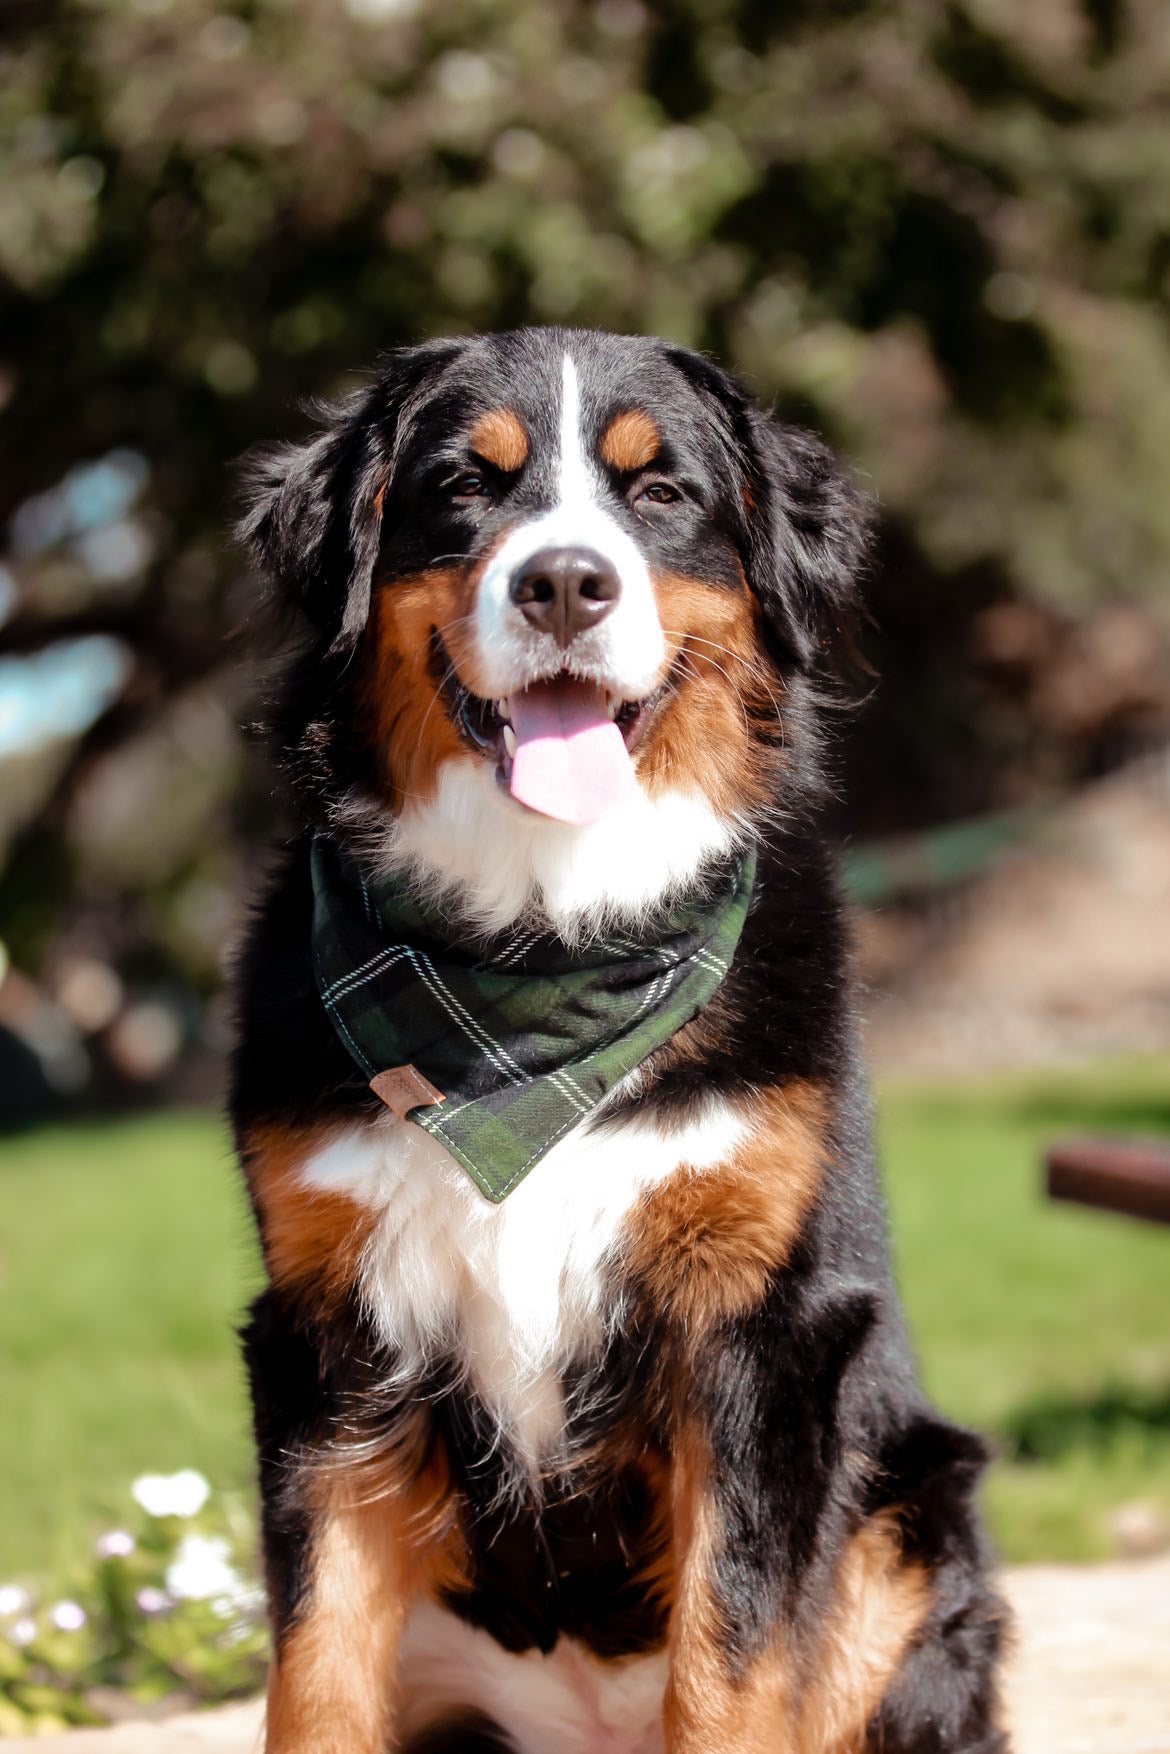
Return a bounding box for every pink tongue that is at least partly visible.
[508,679,636,825]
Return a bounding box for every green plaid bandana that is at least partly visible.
[309,834,756,1203]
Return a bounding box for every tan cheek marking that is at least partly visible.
[266,1461,466,1754]
[469,408,528,472]
[796,1513,933,1753]
[641,570,781,816]
[364,568,479,810]
[245,1127,376,1310]
[622,1081,829,1330]
[600,408,661,473]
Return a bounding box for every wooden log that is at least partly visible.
[1046,1139,1170,1226]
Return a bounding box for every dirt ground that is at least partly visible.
[10,1556,1169,1753]
[1003,1556,1170,1752]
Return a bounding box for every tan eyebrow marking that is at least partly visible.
[469,408,529,472]
[599,408,661,473]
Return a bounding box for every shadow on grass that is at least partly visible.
[895,1078,1170,1145]
[998,1080,1169,1140]
[1001,1382,1170,1462]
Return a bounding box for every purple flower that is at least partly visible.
[95,1529,136,1560]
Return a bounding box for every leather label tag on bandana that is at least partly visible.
[370,1064,447,1121]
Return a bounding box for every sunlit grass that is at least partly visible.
[1,1058,1167,1582]
[0,1114,261,1580]
[880,1055,1170,1561]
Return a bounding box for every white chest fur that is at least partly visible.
[297,1097,748,1460]
[399,1599,668,1754]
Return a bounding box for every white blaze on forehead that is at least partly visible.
[473,349,666,699]
[558,350,593,514]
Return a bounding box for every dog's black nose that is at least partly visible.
[508,547,621,646]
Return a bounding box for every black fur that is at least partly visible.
[239,339,463,646]
[660,342,869,671]
[231,327,1006,1750]
[403,1714,515,1754]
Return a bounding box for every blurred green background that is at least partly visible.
[2,0,1169,1620]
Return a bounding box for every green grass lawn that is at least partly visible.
[0,1115,262,1582]
[1,1059,1168,1583]
[878,1057,1170,1563]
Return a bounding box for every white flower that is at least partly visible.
[9,1617,35,1648]
[95,1529,136,1559]
[131,1469,211,1519]
[50,1600,86,1632]
[135,1586,171,1616]
[166,1534,239,1602]
[0,1584,30,1618]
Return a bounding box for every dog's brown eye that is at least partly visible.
[637,481,681,506]
[451,471,490,499]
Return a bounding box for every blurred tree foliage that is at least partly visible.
[2,0,1169,1092]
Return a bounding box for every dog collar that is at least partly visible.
[309,833,756,1203]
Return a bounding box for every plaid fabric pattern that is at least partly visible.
[310,834,757,1203]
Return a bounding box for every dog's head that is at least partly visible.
[241,328,868,932]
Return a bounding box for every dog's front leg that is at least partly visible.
[264,1478,411,1754]
[664,1435,794,1753]
[660,1282,929,1754]
[243,1285,459,1754]
[660,1279,1001,1754]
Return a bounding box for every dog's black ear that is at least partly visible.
[666,347,871,674]
[744,413,872,675]
[237,339,461,649]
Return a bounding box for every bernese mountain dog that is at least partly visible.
[232,327,1007,1754]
